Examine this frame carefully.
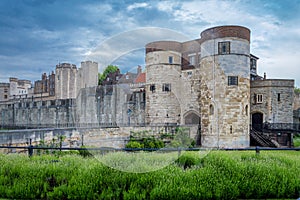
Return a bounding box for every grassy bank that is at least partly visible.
[0,151,299,199]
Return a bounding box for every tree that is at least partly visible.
[98,65,119,85]
[295,87,300,94]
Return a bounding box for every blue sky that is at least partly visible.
[0,0,300,87]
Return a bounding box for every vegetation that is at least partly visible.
[98,65,119,85]
[295,87,300,94]
[294,134,300,147]
[126,127,195,149]
[0,151,299,199]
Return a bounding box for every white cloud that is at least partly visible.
[127,2,150,11]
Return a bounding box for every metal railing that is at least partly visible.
[0,144,299,157]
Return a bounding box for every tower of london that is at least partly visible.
[0,25,298,148]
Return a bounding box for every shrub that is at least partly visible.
[175,154,197,169]
[125,141,144,149]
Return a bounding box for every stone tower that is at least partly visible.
[199,25,251,148]
[55,63,77,99]
[78,61,98,89]
[145,41,182,125]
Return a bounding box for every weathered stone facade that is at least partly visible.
[55,61,98,100]
[250,79,294,124]
[0,25,297,148]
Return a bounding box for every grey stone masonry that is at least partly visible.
[250,79,294,123]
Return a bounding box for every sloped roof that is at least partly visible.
[135,72,146,83]
[118,72,138,84]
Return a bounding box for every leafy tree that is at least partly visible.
[98,65,119,85]
[295,87,300,94]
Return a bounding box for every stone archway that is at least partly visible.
[252,112,263,131]
[184,112,200,125]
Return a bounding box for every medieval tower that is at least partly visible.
[199,26,250,148]
[145,26,251,148]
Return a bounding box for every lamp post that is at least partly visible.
[56,106,59,128]
[97,96,100,126]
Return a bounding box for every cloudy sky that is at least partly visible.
[0,0,299,87]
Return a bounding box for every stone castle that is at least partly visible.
[0,25,299,148]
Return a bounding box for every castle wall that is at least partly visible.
[0,83,9,102]
[76,87,98,125]
[95,84,145,126]
[0,99,76,128]
[250,79,294,123]
[0,125,199,149]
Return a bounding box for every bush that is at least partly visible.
[125,141,144,149]
[126,137,165,149]
[175,154,197,169]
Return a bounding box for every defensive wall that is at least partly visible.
[0,125,199,150]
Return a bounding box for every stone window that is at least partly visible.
[209,104,214,115]
[57,75,60,80]
[189,56,195,65]
[51,100,56,106]
[162,83,171,92]
[278,93,281,101]
[187,71,192,78]
[250,58,257,70]
[4,95,7,99]
[228,76,238,86]
[218,41,230,54]
[4,88,8,93]
[245,105,248,115]
[150,84,155,92]
[169,56,173,64]
[256,94,263,104]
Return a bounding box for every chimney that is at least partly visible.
[263,72,266,80]
[137,65,142,74]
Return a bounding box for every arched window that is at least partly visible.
[209,104,214,115]
[245,105,248,116]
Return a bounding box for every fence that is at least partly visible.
[0,143,299,157]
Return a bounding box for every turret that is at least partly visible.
[199,25,251,148]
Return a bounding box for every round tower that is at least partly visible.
[199,25,251,148]
[145,41,182,125]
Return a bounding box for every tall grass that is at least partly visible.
[0,151,299,199]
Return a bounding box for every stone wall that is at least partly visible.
[250,79,294,123]
[0,99,76,128]
[0,125,199,149]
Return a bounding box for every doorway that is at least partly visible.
[252,112,263,131]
